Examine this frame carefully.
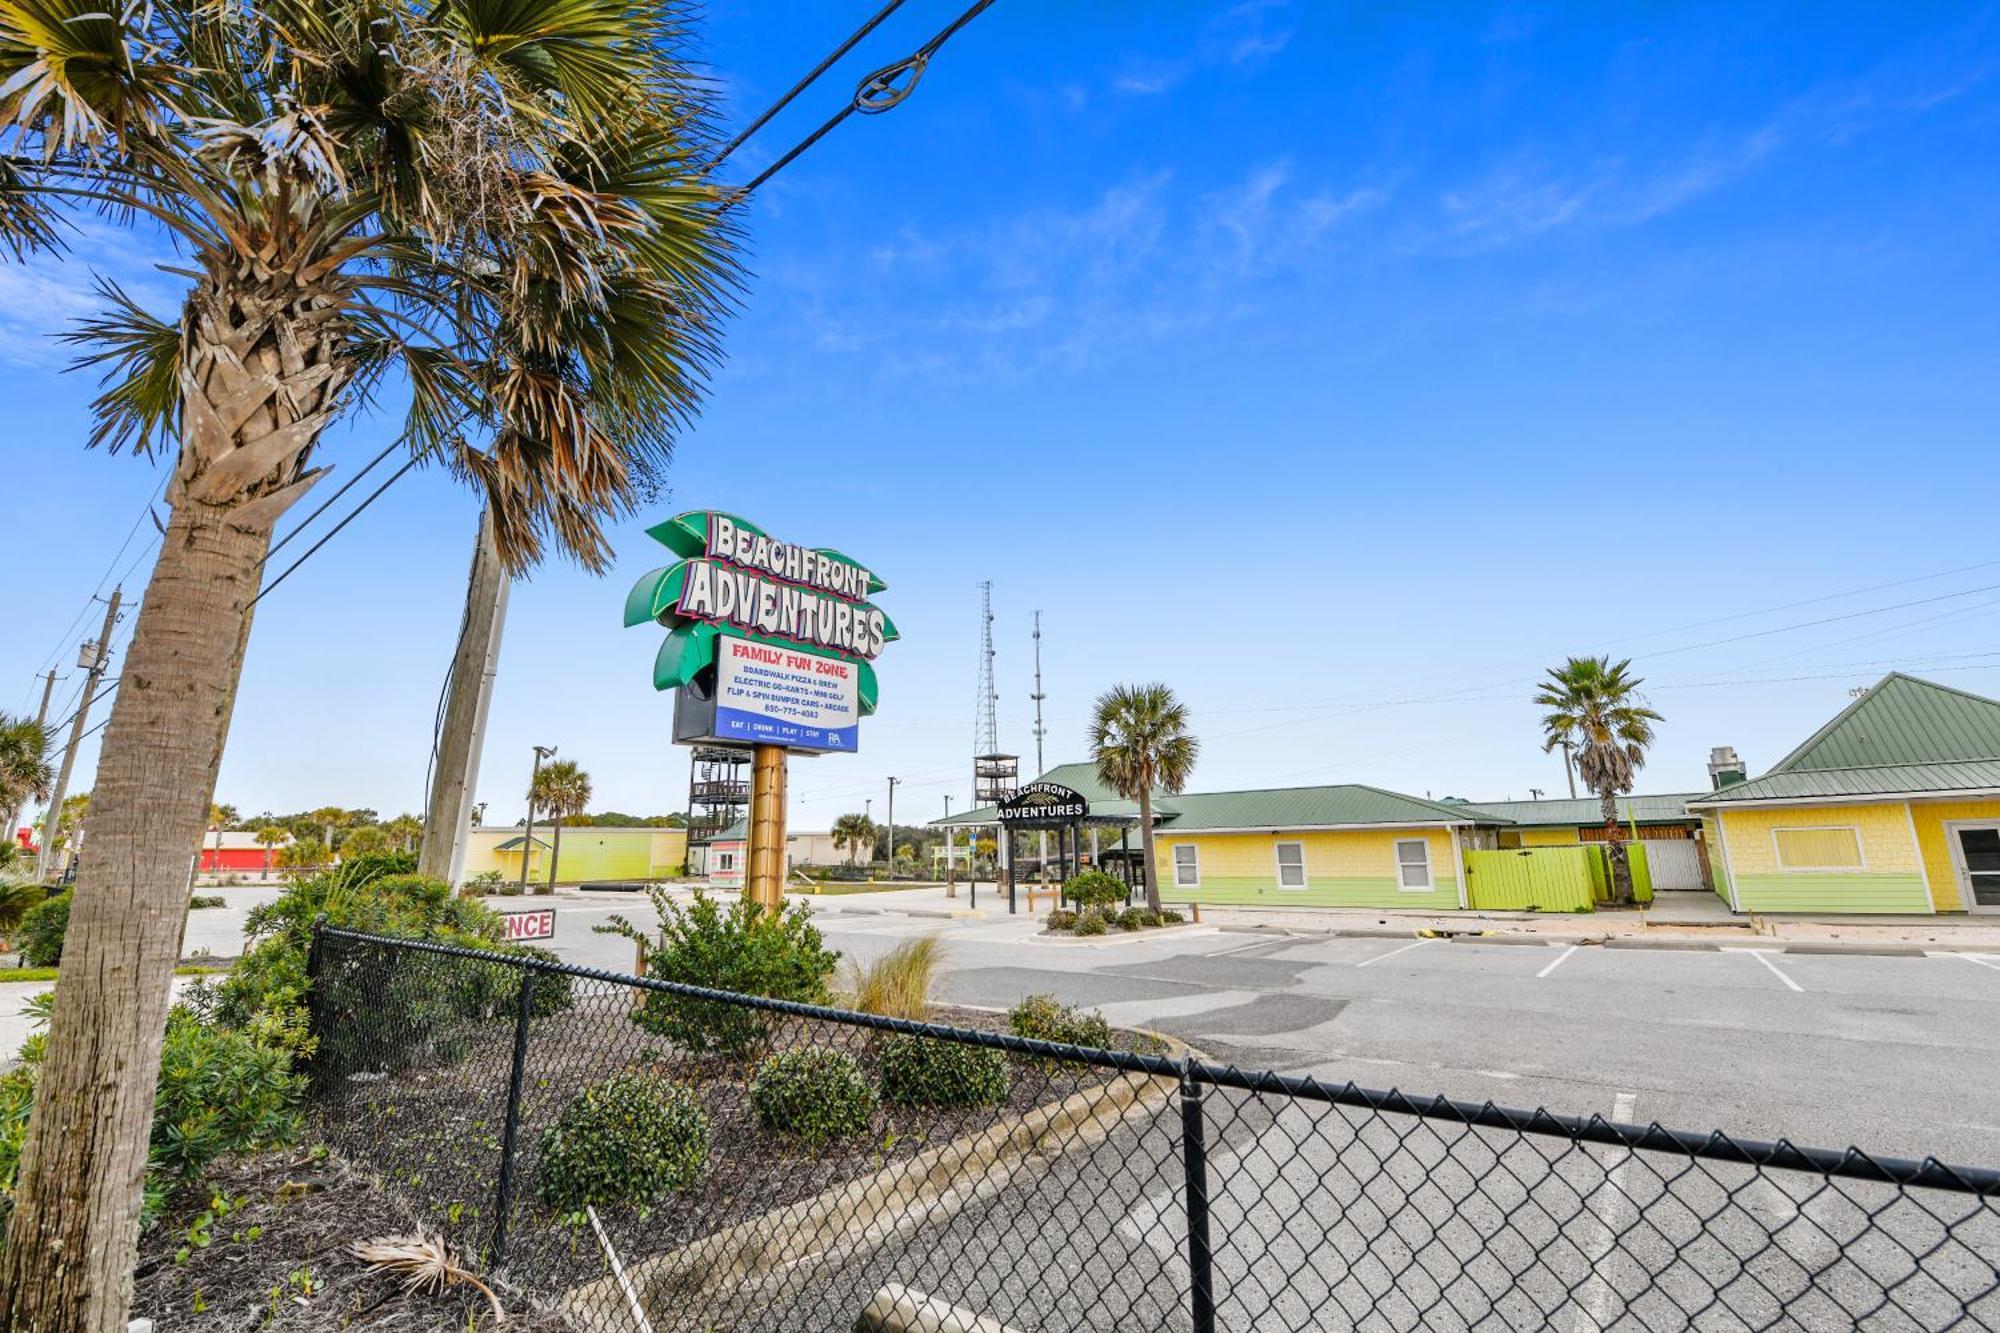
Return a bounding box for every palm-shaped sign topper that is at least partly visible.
[626,511,898,748]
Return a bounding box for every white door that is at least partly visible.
[1641,838,1705,892]
[1948,824,2000,913]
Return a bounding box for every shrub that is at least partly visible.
[1007,994,1113,1054]
[878,1034,1008,1108]
[0,876,41,939]
[1115,907,1150,932]
[1061,870,1127,913]
[750,1048,877,1148]
[599,888,838,1060]
[16,891,70,967]
[1044,909,1077,932]
[189,894,226,910]
[1073,910,1107,938]
[1159,909,1186,925]
[536,1075,708,1212]
[847,935,941,1020]
[334,850,419,886]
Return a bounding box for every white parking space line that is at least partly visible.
[1578,1091,1641,1332]
[1536,944,1580,979]
[1953,953,2000,972]
[1727,947,1805,992]
[1354,939,1433,968]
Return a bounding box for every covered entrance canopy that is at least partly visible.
[935,765,1152,914]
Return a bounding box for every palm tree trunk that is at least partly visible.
[0,268,341,1329]
[1600,788,1633,905]
[1138,785,1163,915]
[546,818,564,891]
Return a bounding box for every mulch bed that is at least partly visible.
[308,997,1163,1317]
[132,1150,567,1331]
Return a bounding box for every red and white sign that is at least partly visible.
[501,908,556,942]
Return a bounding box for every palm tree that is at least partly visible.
[0,714,51,847]
[0,0,738,1315]
[205,802,238,876]
[253,824,288,878]
[1091,683,1200,915]
[1536,656,1663,905]
[831,813,875,867]
[384,814,424,853]
[529,760,591,890]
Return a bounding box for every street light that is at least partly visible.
[519,744,556,895]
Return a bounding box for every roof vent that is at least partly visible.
[1707,745,1747,790]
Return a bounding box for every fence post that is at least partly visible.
[1180,1057,1217,1333]
[304,915,328,1058]
[490,964,539,1268]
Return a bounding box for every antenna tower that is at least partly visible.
[975,582,999,757]
[1030,610,1046,776]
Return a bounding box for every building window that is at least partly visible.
[1395,838,1433,891]
[717,851,736,872]
[1275,842,1307,889]
[1772,827,1864,871]
[1173,845,1199,888]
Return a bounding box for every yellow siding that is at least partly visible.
[1519,827,1580,847]
[1710,804,1930,913]
[461,827,686,885]
[1908,798,2000,914]
[1151,827,1462,910]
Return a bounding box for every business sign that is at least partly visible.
[626,511,895,750]
[501,908,557,942]
[998,783,1090,824]
[713,635,860,751]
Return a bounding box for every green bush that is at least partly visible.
[1007,994,1113,1055]
[16,891,70,967]
[0,876,42,939]
[878,1034,1008,1108]
[535,1074,708,1212]
[1073,910,1107,938]
[1114,907,1150,931]
[1061,870,1127,913]
[750,1048,877,1148]
[189,894,225,910]
[1044,909,1077,932]
[599,888,839,1060]
[1159,909,1186,925]
[333,850,419,886]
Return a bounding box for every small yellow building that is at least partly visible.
[1690,673,2000,915]
[463,825,687,887]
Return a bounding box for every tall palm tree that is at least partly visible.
[1536,656,1663,905]
[1090,683,1199,916]
[831,813,874,867]
[253,824,288,878]
[0,0,738,1317]
[529,759,591,890]
[0,713,51,846]
[205,801,238,875]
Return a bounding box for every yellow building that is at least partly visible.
[1690,674,2000,915]
[463,825,687,887]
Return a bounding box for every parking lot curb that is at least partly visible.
[1602,937,1720,951]
[1773,942,1929,957]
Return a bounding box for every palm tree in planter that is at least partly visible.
[1090,683,1199,916]
[1536,656,1663,905]
[529,759,592,890]
[832,813,874,867]
[0,0,738,1317]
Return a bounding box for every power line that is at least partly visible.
[264,439,401,563]
[250,454,424,606]
[710,0,913,169]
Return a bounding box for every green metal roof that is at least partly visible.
[1767,673,2000,772]
[493,835,551,852]
[1688,760,2000,805]
[710,819,749,842]
[927,763,1498,831]
[1454,794,1701,827]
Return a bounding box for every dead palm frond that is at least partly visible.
[352,1232,506,1323]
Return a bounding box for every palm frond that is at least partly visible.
[63,276,183,455]
[351,1232,505,1322]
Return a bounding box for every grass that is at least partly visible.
[802,880,939,896]
[0,964,228,985]
[845,935,942,1020]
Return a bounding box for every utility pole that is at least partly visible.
[518,744,555,895]
[420,509,511,885]
[942,794,954,896]
[1558,738,1578,799]
[885,777,898,880]
[37,588,121,881]
[2,670,58,841]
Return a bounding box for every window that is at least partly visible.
[1173,845,1200,888]
[1773,827,1864,871]
[1394,838,1433,891]
[1275,842,1307,889]
[716,851,737,872]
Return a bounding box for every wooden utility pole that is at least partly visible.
[36,588,120,881]
[885,776,898,880]
[419,510,511,884]
[746,744,787,911]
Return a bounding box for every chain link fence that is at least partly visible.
[307,926,2000,1332]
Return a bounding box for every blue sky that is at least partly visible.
[6,1,2000,835]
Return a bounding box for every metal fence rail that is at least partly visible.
[307,925,2000,1332]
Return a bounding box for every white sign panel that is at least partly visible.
[714,635,861,751]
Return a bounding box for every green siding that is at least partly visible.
[1730,873,1931,914]
[1169,875,1460,910]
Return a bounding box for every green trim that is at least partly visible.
[1730,873,1931,914]
[1166,875,1459,909]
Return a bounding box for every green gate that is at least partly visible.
[1464,843,1654,913]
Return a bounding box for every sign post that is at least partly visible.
[627,511,896,911]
